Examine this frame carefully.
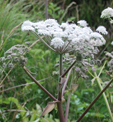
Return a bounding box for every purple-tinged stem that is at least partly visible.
[62,68,72,96]
[57,54,65,122]
[62,60,76,78]
[23,66,57,101]
[65,92,71,122]
[76,79,113,122]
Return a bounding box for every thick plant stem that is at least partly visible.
[57,101,65,122]
[57,54,65,122]
[65,92,71,122]
[95,73,113,121]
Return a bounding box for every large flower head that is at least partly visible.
[21,19,106,54]
[21,19,108,78]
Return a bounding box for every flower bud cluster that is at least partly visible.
[0,44,28,69]
[63,53,98,78]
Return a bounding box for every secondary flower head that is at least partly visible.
[90,32,106,46]
[96,26,108,35]
[101,7,113,19]
[51,37,64,49]
[0,44,28,69]
[77,20,88,27]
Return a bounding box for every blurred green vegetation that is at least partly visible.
[0,0,113,122]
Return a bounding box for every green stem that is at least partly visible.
[98,60,107,77]
[94,72,113,121]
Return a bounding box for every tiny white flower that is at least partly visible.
[51,37,64,49]
[90,32,103,39]
[111,41,113,45]
[72,37,80,44]
[38,29,50,36]
[34,21,46,30]
[90,39,97,46]
[45,19,59,26]
[83,27,93,34]
[21,20,35,31]
[68,34,77,40]
[21,26,35,31]
[95,39,103,46]
[60,22,68,29]
[77,20,88,27]
[79,34,90,41]
[96,26,108,35]
[101,7,113,18]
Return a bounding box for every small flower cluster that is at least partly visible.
[21,19,107,54]
[101,7,113,19]
[0,44,28,69]
[101,7,113,46]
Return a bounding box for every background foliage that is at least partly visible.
[0,0,113,122]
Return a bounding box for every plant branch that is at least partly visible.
[76,78,113,122]
[98,60,107,77]
[62,68,72,96]
[0,65,15,86]
[0,77,49,93]
[31,31,56,52]
[23,66,57,101]
[62,60,76,78]
[29,37,43,48]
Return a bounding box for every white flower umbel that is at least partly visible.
[51,37,64,49]
[101,7,113,19]
[21,19,107,53]
[96,26,108,35]
[77,20,88,27]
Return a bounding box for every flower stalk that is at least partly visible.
[95,72,113,121]
[76,78,113,122]
[57,54,65,122]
